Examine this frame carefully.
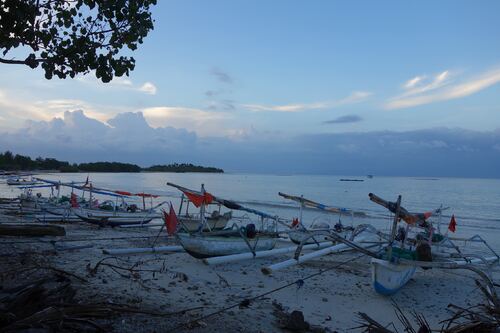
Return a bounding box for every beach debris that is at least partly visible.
[285,311,310,331]
[355,285,500,333]
[86,256,164,279]
[0,272,205,332]
[272,301,334,332]
[216,272,231,287]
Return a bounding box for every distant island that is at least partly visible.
[143,164,223,173]
[0,151,224,173]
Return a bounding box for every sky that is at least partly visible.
[0,1,499,177]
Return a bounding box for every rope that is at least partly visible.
[166,253,366,332]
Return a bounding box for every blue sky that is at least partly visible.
[0,1,499,176]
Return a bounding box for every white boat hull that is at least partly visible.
[73,207,159,219]
[177,233,277,258]
[73,208,154,226]
[371,258,416,296]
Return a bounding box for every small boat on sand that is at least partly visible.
[167,182,279,258]
[177,229,277,259]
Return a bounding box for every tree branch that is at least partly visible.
[0,58,45,65]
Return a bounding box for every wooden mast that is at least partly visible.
[387,195,401,261]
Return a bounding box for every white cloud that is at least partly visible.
[242,102,328,112]
[386,68,500,109]
[0,87,234,137]
[141,106,230,136]
[403,75,426,89]
[139,82,157,95]
[76,73,157,95]
[337,91,373,105]
[242,91,372,113]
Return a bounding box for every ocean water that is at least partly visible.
[2,173,499,247]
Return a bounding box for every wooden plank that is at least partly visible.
[0,224,65,237]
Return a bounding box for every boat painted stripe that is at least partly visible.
[373,281,402,296]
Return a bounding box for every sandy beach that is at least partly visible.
[2,210,498,332]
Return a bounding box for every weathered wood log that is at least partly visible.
[0,224,65,237]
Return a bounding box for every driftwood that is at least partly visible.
[0,224,65,237]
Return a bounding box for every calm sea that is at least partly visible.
[2,173,499,246]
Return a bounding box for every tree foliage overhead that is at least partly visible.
[0,0,157,82]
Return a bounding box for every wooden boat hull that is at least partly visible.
[36,214,82,223]
[371,258,416,296]
[45,206,72,216]
[72,207,159,219]
[177,233,277,258]
[7,180,38,186]
[74,210,153,227]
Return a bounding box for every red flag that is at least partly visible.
[448,214,457,233]
[164,203,178,235]
[182,190,214,207]
[70,193,79,208]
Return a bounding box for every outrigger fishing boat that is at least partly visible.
[6,175,39,186]
[272,193,500,296]
[33,177,165,226]
[167,182,279,258]
[365,193,499,295]
[169,190,232,232]
[278,192,365,244]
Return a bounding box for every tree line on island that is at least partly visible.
[0,151,223,173]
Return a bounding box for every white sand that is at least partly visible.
[1,216,499,332]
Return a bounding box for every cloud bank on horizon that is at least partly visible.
[1,2,499,177]
[0,110,498,178]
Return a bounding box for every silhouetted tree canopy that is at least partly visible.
[0,151,224,173]
[0,0,156,82]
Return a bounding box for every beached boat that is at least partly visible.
[167,182,279,258]
[73,210,154,226]
[29,177,165,225]
[6,177,38,186]
[177,230,277,258]
[371,257,417,295]
[72,204,157,226]
[278,192,360,244]
[360,194,498,295]
[263,193,499,297]
[169,191,231,232]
